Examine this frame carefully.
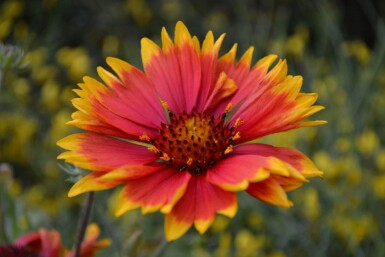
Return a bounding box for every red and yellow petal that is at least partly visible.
[100,59,167,127]
[202,71,237,113]
[228,65,325,141]
[15,229,62,257]
[196,31,227,112]
[57,133,157,172]
[215,48,274,115]
[66,223,110,257]
[233,143,322,203]
[164,176,237,241]
[247,177,293,208]
[115,168,191,216]
[206,154,271,191]
[143,21,233,114]
[142,21,201,113]
[67,110,130,139]
[68,164,161,197]
[68,77,136,138]
[234,143,323,178]
[70,66,166,139]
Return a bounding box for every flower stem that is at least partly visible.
[0,189,9,244]
[73,191,94,257]
[0,70,3,92]
[149,238,168,257]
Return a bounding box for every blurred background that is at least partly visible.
[0,0,384,256]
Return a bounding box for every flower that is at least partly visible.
[57,21,326,241]
[0,245,38,257]
[0,223,110,257]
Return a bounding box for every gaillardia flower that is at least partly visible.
[58,21,326,241]
[0,223,110,257]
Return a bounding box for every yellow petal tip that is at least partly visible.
[194,218,213,234]
[141,37,160,67]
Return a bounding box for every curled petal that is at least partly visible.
[206,154,271,191]
[247,177,293,207]
[234,143,323,178]
[234,143,322,201]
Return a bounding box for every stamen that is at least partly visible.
[160,152,170,161]
[187,157,193,166]
[161,100,170,112]
[232,131,241,141]
[148,146,160,154]
[139,133,151,141]
[225,102,233,113]
[234,117,244,128]
[224,145,233,155]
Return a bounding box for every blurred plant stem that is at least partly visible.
[0,188,9,244]
[149,238,168,257]
[0,70,3,91]
[73,192,94,257]
[0,164,13,244]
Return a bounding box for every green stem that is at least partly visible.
[0,187,9,244]
[73,192,94,257]
[0,70,3,92]
[149,238,168,257]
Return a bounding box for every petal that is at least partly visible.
[15,232,42,250]
[141,37,161,67]
[254,54,278,74]
[142,41,184,111]
[202,72,237,113]
[115,168,191,216]
[68,164,161,197]
[15,229,62,257]
[234,143,323,178]
[161,27,174,52]
[247,177,293,207]
[57,133,157,171]
[206,155,271,191]
[233,143,321,205]
[66,224,111,257]
[229,71,325,141]
[71,76,161,138]
[214,48,271,115]
[196,32,226,112]
[174,21,193,47]
[164,213,192,242]
[39,230,62,257]
[238,46,254,67]
[102,59,166,127]
[165,176,237,241]
[68,77,139,138]
[67,111,130,139]
[143,21,201,113]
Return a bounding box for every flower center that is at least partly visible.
[151,111,239,175]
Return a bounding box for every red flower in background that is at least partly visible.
[58,21,326,241]
[0,223,110,257]
[0,245,39,257]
